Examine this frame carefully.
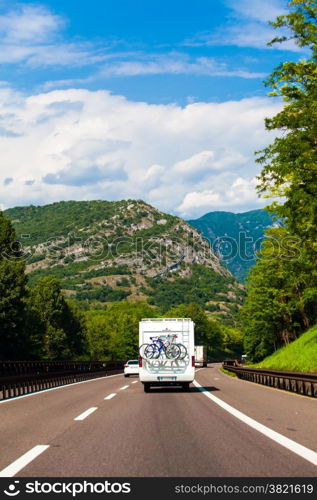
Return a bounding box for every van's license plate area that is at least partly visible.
[158,376,177,381]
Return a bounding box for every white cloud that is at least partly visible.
[172,150,248,181]
[184,0,301,52]
[177,190,222,212]
[177,178,262,217]
[0,4,62,43]
[0,2,268,77]
[0,3,111,67]
[0,87,281,216]
[98,54,265,79]
[227,0,286,23]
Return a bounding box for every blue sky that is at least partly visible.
[0,0,305,216]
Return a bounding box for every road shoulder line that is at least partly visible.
[0,373,123,405]
[193,379,317,466]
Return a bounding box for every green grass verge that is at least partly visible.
[254,324,317,373]
[220,367,238,378]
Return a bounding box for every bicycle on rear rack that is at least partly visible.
[139,334,187,361]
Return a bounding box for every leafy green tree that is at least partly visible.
[85,310,111,360]
[242,1,317,362]
[221,326,244,358]
[28,276,86,359]
[84,301,157,360]
[0,259,28,359]
[0,212,28,359]
[0,212,18,259]
[257,0,317,256]
[240,227,317,360]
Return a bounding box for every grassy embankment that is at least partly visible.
[253,325,317,373]
[220,367,238,378]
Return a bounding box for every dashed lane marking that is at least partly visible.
[0,445,49,477]
[120,385,129,390]
[104,393,117,400]
[74,407,98,421]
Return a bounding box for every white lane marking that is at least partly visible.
[104,393,117,400]
[0,373,123,405]
[131,381,138,384]
[195,368,203,373]
[120,385,129,390]
[74,407,97,421]
[0,445,49,477]
[193,380,317,466]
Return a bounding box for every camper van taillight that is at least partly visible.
[139,356,143,367]
[192,356,195,367]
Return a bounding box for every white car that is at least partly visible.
[124,360,139,377]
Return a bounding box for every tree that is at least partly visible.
[85,310,111,360]
[0,212,18,259]
[28,276,86,359]
[0,212,28,360]
[84,301,157,360]
[242,1,317,361]
[240,227,317,360]
[256,0,317,257]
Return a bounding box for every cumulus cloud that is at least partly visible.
[177,178,262,217]
[0,87,281,216]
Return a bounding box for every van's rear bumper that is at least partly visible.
[139,370,195,384]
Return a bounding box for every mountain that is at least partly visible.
[5,200,245,323]
[188,209,281,282]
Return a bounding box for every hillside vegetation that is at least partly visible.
[0,204,245,360]
[254,326,317,373]
[5,200,244,325]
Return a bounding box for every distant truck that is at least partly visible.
[139,318,195,392]
[194,345,207,367]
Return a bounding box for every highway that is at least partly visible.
[0,364,316,477]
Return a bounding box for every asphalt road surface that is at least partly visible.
[0,364,316,477]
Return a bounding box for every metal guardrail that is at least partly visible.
[0,360,124,400]
[222,361,317,398]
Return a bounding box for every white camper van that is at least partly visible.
[139,318,195,392]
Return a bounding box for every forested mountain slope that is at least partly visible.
[5,200,244,323]
[188,209,280,282]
